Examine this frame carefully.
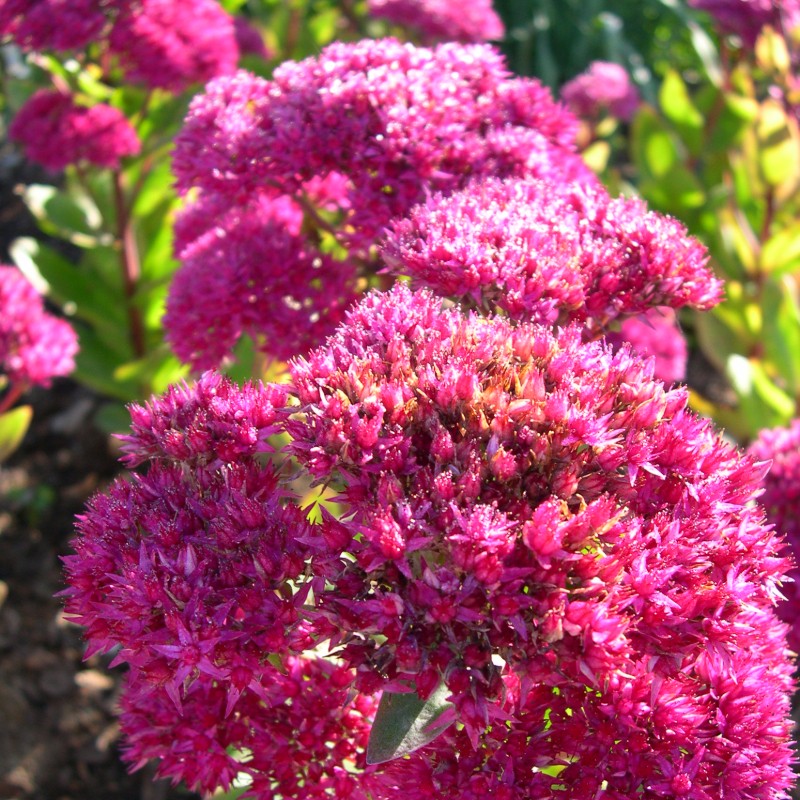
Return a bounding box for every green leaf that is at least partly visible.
[659,69,703,155]
[757,99,800,189]
[762,277,800,395]
[761,222,800,276]
[21,184,105,246]
[9,238,126,334]
[0,405,32,463]
[366,683,454,765]
[726,354,795,433]
[631,108,680,181]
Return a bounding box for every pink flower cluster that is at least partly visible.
[64,287,796,797]
[166,38,595,367]
[689,0,800,47]
[118,656,378,798]
[561,61,641,122]
[0,265,78,388]
[63,373,379,797]
[609,307,688,385]
[164,190,358,371]
[172,38,591,249]
[367,0,505,43]
[1,0,238,91]
[285,285,794,795]
[9,90,141,172]
[749,420,800,653]
[382,177,720,329]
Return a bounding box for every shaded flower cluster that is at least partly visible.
[0,264,78,388]
[607,307,688,385]
[63,374,311,710]
[108,0,239,92]
[164,191,358,371]
[689,0,800,47]
[0,0,118,51]
[382,177,721,329]
[749,420,800,652]
[119,656,379,799]
[286,284,794,795]
[0,0,238,91]
[561,60,641,123]
[367,0,505,43]
[9,89,141,172]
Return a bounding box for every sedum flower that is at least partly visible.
[63,374,315,711]
[560,61,641,123]
[367,0,504,43]
[108,0,239,92]
[119,656,379,799]
[749,420,800,652]
[688,0,800,47]
[164,191,358,371]
[607,307,688,385]
[286,284,794,794]
[0,264,78,388]
[172,39,592,255]
[382,177,720,329]
[9,90,141,171]
[0,0,113,51]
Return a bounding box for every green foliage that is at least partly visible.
[0,405,32,462]
[366,682,454,765]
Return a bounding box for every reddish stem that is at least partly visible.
[112,170,146,359]
[0,382,26,415]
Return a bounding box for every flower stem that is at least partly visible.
[112,170,146,359]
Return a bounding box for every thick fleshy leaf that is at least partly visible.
[366,682,454,765]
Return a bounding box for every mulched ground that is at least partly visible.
[0,380,199,800]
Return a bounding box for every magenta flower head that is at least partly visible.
[367,0,505,43]
[0,0,111,51]
[108,0,239,92]
[286,284,794,794]
[172,39,592,254]
[382,177,721,328]
[118,656,379,798]
[0,265,77,388]
[9,90,141,172]
[164,190,358,371]
[689,0,800,47]
[749,420,800,652]
[561,61,641,122]
[607,307,688,384]
[62,374,316,710]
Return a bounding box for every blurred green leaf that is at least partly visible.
[72,328,142,401]
[659,69,703,154]
[756,99,800,189]
[726,354,795,433]
[761,222,800,276]
[761,277,800,395]
[9,238,126,334]
[0,405,32,463]
[21,184,106,246]
[631,107,680,179]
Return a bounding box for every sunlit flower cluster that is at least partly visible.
[285,285,794,794]
[382,177,720,328]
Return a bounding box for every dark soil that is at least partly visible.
[0,380,199,800]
